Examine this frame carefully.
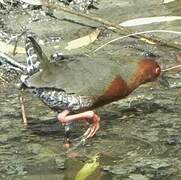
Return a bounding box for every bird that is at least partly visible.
[22,35,161,141]
[0,35,161,144]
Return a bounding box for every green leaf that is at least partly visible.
[75,155,100,180]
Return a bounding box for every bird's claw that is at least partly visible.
[58,110,100,146]
[82,114,100,140]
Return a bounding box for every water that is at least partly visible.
[0,0,181,179]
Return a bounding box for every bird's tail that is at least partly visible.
[25,35,41,75]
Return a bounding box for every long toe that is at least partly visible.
[82,114,100,139]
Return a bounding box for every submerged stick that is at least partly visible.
[19,95,28,127]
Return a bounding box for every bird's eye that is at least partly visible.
[155,67,161,75]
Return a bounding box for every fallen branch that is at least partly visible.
[94,30,181,52]
[42,0,181,50]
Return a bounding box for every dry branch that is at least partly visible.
[42,0,181,50]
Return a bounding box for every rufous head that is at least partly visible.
[139,58,161,83]
[128,58,161,92]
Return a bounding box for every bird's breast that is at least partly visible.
[92,75,129,108]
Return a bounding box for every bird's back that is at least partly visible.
[25,54,139,99]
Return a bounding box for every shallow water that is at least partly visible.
[0,0,181,179]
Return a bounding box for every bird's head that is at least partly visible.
[128,57,161,91]
[138,58,161,83]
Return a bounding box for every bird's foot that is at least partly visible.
[57,110,100,144]
[81,113,100,140]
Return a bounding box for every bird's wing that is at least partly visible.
[26,55,122,98]
[25,36,141,98]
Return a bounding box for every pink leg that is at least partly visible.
[57,110,100,139]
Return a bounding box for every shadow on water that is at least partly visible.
[0,0,181,179]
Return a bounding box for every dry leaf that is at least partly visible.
[119,16,181,27]
[65,29,100,50]
[0,41,25,54]
[0,0,6,5]
[163,0,175,3]
[176,53,181,63]
[75,155,99,180]
[140,38,156,45]
[20,0,42,5]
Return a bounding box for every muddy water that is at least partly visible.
[0,0,181,179]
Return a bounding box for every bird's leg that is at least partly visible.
[63,124,72,148]
[57,110,100,140]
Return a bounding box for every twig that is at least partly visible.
[94,30,181,52]
[19,95,28,127]
[162,64,181,72]
[42,0,181,50]
[0,52,26,72]
[12,30,27,55]
[0,75,8,84]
